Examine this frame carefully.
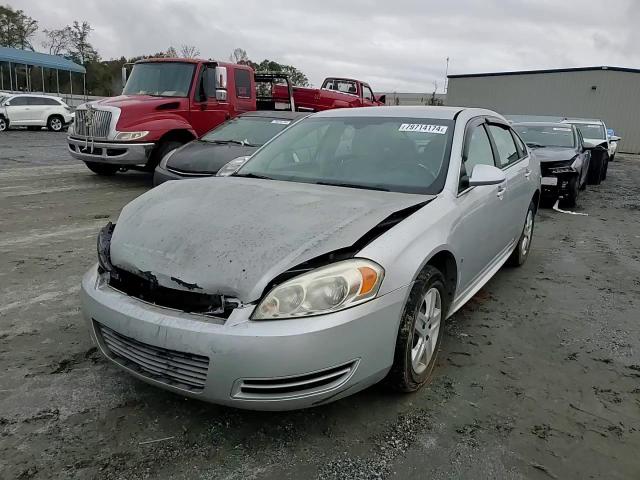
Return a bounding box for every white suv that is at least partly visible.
[0,94,74,132]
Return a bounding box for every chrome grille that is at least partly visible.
[75,108,112,139]
[95,321,209,392]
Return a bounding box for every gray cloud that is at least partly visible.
[20,0,640,92]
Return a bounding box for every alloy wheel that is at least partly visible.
[521,210,534,256]
[411,287,442,374]
[51,118,63,131]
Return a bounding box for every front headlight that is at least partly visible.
[253,259,384,320]
[159,148,178,169]
[216,156,250,176]
[114,131,149,141]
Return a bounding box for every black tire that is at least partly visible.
[587,155,603,185]
[84,162,119,176]
[146,140,184,170]
[560,176,579,208]
[539,196,555,209]
[387,265,449,392]
[507,200,536,267]
[47,115,64,132]
[601,155,609,181]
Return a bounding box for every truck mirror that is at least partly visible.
[215,66,228,90]
[215,90,227,101]
[377,94,386,104]
[121,66,127,88]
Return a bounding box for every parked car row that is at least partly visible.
[0,93,74,132]
[508,116,618,208]
[81,105,542,410]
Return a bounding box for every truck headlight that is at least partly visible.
[114,131,149,141]
[253,259,384,320]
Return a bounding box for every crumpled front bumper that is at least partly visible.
[68,136,154,165]
[80,265,409,410]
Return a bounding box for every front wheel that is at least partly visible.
[0,117,7,132]
[84,162,119,176]
[507,200,536,267]
[47,115,64,132]
[387,265,448,392]
[560,176,579,208]
[146,140,184,170]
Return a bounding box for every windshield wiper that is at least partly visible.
[232,172,274,180]
[206,139,260,147]
[526,142,545,149]
[315,181,390,192]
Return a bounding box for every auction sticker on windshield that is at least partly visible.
[271,120,291,125]
[399,124,448,134]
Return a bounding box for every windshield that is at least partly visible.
[202,117,294,146]
[515,125,575,148]
[573,123,606,140]
[122,62,195,97]
[236,117,454,194]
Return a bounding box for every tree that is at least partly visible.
[179,44,200,59]
[68,21,99,64]
[229,47,253,66]
[0,5,38,50]
[165,46,178,58]
[42,26,72,55]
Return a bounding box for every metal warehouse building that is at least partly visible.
[446,66,640,153]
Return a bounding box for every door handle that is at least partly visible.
[497,184,506,200]
[525,168,532,179]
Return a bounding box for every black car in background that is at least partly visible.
[514,122,590,207]
[153,111,308,186]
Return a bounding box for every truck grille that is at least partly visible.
[75,108,112,138]
[95,321,210,392]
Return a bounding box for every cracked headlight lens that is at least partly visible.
[253,259,384,320]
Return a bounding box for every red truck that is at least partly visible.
[68,58,296,175]
[68,58,382,175]
[275,77,385,112]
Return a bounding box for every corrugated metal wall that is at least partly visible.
[447,69,640,153]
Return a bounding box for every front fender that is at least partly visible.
[117,114,197,141]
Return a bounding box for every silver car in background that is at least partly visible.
[81,106,541,410]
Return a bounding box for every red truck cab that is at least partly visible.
[275,77,385,112]
[68,59,294,175]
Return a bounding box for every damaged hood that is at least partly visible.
[110,177,432,303]
[532,147,577,163]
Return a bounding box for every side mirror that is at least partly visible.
[214,65,228,102]
[468,164,506,187]
[4,101,10,106]
[377,94,386,104]
[610,135,620,142]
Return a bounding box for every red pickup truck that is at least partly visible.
[275,77,385,112]
[68,58,295,175]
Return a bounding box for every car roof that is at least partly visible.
[5,93,63,100]
[238,111,308,120]
[563,117,604,125]
[310,105,500,120]
[513,122,574,129]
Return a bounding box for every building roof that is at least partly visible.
[448,66,640,79]
[0,47,86,74]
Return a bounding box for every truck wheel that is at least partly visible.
[146,140,184,170]
[387,265,448,392]
[0,117,7,131]
[47,115,64,132]
[84,162,119,176]
[560,177,579,208]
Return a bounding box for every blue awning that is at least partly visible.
[0,47,86,74]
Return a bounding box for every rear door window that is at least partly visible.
[234,69,252,99]
[362,85,374,102]
[488,125,520,168]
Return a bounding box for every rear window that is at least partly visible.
[515,125,575,148]
[235,69,252,99]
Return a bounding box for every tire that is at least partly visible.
[387,265,448,392]
[47,115,64,132]
[146,140,184,170]
[0,117,7,132]
[587,155,603,185]
[560,176,579,208]
[84,162,119,176]
[601,155,609,181]
[507,200,536,267]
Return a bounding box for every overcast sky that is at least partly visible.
[17,0,640,92]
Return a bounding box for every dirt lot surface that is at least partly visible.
[1,131,639,480]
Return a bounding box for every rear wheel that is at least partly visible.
[84,162,118,176]
[0,117,7,132]
[47,115,64,132]
[146,140,184,170]
[560,176,579,208]
[507,200,535,267]
[387,265,448,392]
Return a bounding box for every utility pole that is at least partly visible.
[444,57,450,93]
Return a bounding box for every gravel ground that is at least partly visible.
[1,130,639,480]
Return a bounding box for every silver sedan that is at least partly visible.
[81,106,541,410]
